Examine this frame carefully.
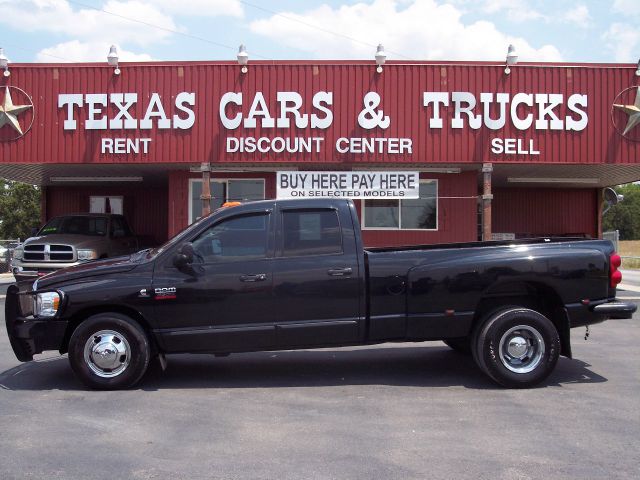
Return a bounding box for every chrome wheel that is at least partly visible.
[83,330,131,378]
[498,325,545,374]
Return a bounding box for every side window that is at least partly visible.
[282,210,343,257]
[110,217,125,237]
[120,218,134,237]
[192,213,269,262]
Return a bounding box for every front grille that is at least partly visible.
[50,245,73,261]
[23,244,75,262]
[24,245,45,261]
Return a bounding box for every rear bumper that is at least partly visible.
[4,285,68,362]
[591,301,637,319]
[565,298,637,327]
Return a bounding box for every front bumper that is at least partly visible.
[4,285,68,362]
[11,261,83,283]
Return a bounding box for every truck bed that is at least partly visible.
[365,237,616,342]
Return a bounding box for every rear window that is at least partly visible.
[39,216,108,236]
[281,210,343,257]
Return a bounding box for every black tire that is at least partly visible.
[472,307,560,388]
[443,337,471,354]
[68,313,150,390]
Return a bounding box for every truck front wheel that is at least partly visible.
[68,313,150,390]
[472,307,560,388]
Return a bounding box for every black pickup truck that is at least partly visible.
[5,199,636,389]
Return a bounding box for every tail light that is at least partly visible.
[610,253,622,288]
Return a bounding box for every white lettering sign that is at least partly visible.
[422,91,588,131]
[219,91,334,130]
[277,171,420,199]
[58,92,196,131]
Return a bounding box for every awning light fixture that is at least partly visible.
[0,48,10,77]
[107,45,120,75]
[50,176,143,183]
[505,44,518,75]
[375,44,386,73]
[237,44,249,74]
[507,177,600,184]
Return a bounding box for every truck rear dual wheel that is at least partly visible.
[68,313,150,390]
[472,307,560,388]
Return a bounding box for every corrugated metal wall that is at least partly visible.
[493,187,597,238]
[46,186,168,245]
[358,171,478,247]
[1,62,638,166]
[168,171,476,246]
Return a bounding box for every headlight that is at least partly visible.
[33,291,61,317]
[13,248,23,260]
[77,249,97,260]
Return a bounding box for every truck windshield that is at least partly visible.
[38,216,108,237]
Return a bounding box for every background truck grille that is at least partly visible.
[24,244,75,262]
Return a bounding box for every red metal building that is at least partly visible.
[1,59,639,246]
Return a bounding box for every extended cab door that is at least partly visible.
[272,201,363,347]
[153,205,277,353]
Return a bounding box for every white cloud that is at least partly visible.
[562,5,591,28]
[0,0,243,63]
[482,0,544,22]
[35,40,153,63]
[0,1,176,47]
[250,0,562,61]
[602,23,640,62]
[613,0,640,16]
[151,0,243,17]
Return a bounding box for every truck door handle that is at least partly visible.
[327,267,352,277]
[239,274,267,282]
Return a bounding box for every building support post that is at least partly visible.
[40,185,47,227]
[596,187,603,239]
[482,163,493,241]
[200,162,212,218]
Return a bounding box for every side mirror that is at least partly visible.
[173,242,195,269]
[31,227,39,236]
[603,187,624,215]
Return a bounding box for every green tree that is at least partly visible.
[603,183,640,240]
[0,179,41,240]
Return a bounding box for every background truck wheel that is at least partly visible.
[443,337,471,354]
[472,307,560,388]
[68,313,150,390]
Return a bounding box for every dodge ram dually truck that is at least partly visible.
[5,199,636,390]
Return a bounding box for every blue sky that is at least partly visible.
[0,0,638,64]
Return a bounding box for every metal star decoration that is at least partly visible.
[0,86,33,135]
[613,86,640,136]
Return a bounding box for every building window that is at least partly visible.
[362,180,437,230]
[90,196,123,215]
[189,179,265,223]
